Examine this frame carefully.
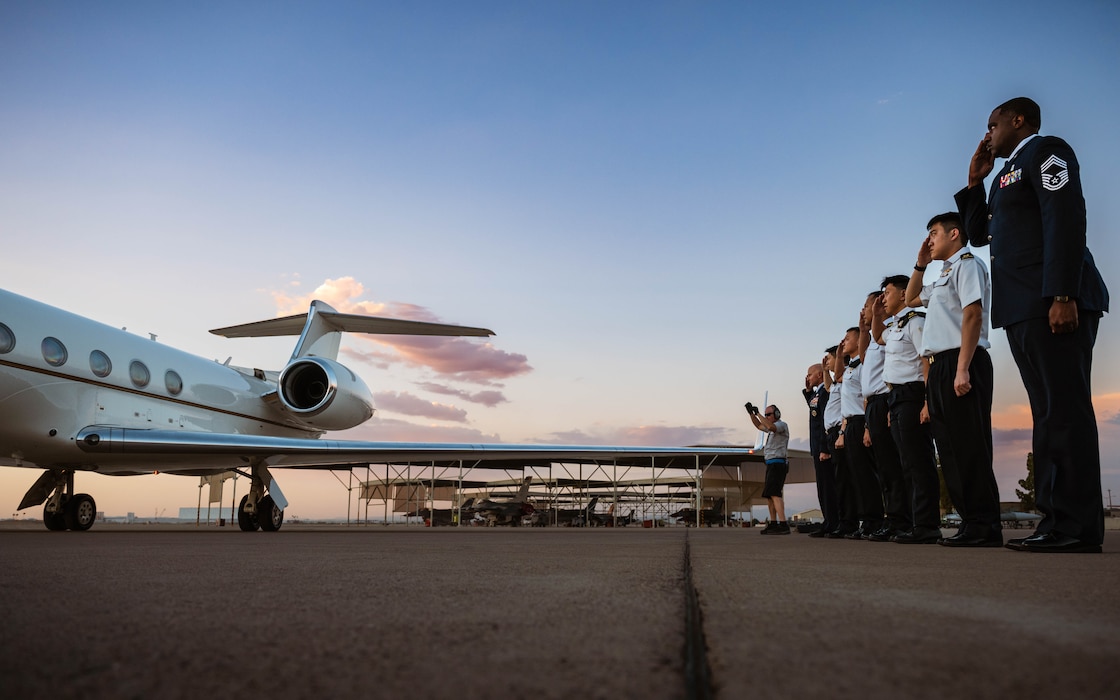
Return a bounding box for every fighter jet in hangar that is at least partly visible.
[466,477,535,526]
[0,287,757,531]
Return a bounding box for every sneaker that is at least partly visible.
[774,521,791,535]
[759,521,777,535]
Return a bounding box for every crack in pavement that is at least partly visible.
[683,530,714,700]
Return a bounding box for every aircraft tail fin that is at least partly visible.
[516,476,532,499]
[209,300,495,361]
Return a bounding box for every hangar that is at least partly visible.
[348,447,816,526]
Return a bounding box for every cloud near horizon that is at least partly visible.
[537,424,742,447]
[342,417,502,444]
[416,382,508,407]
[271,277,532,384]
[373,391,468,423]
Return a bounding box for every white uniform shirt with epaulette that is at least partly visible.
[882,308,925,384]
[918,247,992,356]
[862,339,887,396]
[840,360,865,418]
[823,377,843,429]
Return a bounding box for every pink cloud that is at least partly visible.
[341,417,503,443]
[272,277,532,383]
[416,382,508,407]
[373,391,468,423]
[989,392,1120,503]
[534,424,741,447]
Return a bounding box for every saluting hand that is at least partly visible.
[872,295,887,323]
[968,137,995,188]
[917,235,933,269]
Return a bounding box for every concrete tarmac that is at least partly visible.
[2,525,1118,699]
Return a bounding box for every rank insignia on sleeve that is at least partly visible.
[1041,155,1069,191]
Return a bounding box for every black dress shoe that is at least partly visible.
[939,533,1003,548]
[894,527,943,544]
[867,527,895,542]
[828,529,855,539]
[1019,532,1101,554]
[807,529,828,538]
[1004,533,1040,551]
[843,529,866,540]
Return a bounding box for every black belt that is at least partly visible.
[928,346,989,364]
[886,380,924,391]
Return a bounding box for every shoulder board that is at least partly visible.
[960,252,974,260]
[898,310,926,328]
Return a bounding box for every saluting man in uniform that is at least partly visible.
[955,97,1109,554]
[906,212,1002,548]
[803,362,838,537]
[859,290,906,542]
[872,275,939,543]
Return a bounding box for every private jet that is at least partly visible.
[0,287,757,532]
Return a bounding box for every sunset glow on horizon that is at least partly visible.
[2,1,1118,520]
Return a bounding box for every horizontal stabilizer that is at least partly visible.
[210,307,494,339]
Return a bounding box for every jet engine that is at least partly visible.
[276,357,375,430]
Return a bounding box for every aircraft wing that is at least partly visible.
[74,427,758,472]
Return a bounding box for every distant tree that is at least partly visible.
[1016,452,1036,512]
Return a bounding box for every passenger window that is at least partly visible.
[129,360,150,388]
[165,370,183,396]
[0,323,14,353]
[90,350,112,378]
[42,337,68,367]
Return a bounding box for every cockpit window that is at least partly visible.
[129,360,150,388]
[90,350,112,378]
[42,337,68,367]
[0,323,14,354]
[165,370,183,396]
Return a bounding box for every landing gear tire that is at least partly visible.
[237,495,259,532]
[65,493,97,531]
[258,494,284,532]
[43,498,68,531]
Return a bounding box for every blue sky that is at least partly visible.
[2,1,1119,518]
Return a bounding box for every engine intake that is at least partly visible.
[277,357,374,431]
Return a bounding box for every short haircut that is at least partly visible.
[926,212,963,232]
[825,345,838,354]
[881,274,909,292]
[866,290,881,298]
[846,326,859,334]
[996,97,1041,130]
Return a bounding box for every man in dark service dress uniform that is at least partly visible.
[955,97,1109,553]
[803,362,838,536]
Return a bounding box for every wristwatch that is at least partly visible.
[1053,295,1072,303]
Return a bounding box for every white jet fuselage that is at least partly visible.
[0,289,322,475]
